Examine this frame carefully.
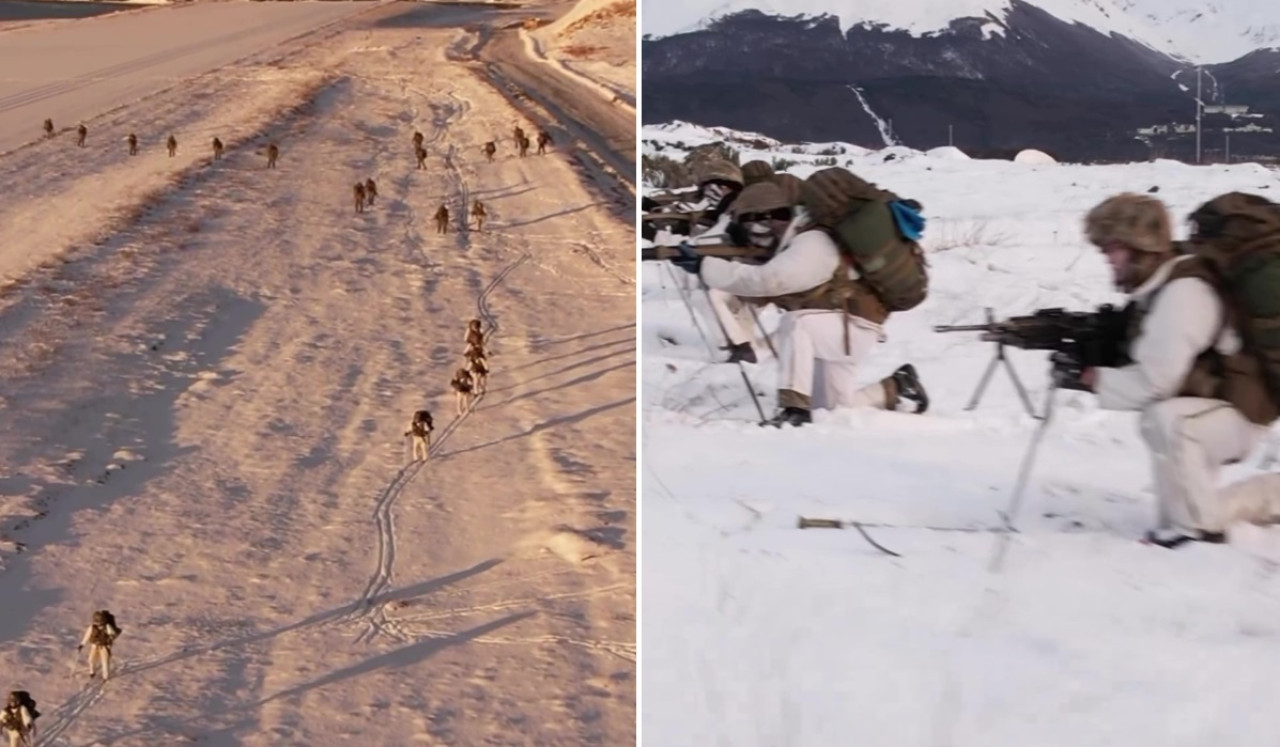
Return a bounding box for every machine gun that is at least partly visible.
[640,242,773,262]
[935,304,1131,418]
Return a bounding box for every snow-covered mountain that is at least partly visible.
[642,0,1280,65]
[642,0,1280,162]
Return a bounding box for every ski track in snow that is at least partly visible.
[343,252,530,647]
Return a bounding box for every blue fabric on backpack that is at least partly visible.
[888,200,925,240]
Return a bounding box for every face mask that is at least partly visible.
[703,184,728,203]
[745,221,776,248]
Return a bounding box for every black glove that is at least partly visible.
[1050,351,1091,391]
[669,242,703,275]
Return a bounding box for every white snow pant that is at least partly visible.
[776,310,888,411]
[1140,397,1280,533]
[7,728,29,747]
[705,288,755,347]
[411,434,429,461]
[88,643,112,678]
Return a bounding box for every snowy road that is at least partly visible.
[0,0,377,155]
[474,16,636,189]
[0,2,634,744]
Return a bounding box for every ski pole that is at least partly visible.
[745,303,778,359]
[698,281,767,424]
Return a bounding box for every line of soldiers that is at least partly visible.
[409,123,552,231]
[645,152,1280,549]
[3,610,120,746]
[402,318,492,463]
[44,116,280,166]
[454,318,490,415]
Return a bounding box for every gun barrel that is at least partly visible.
[642,211,698,222]
[641,244,773,261]
[933,323,996,333]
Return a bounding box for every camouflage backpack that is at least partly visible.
[91,609,119,644]
[6,690,38,722]
[800,167,929,312]
[1183,192,1280,419]
[411,410,433,436]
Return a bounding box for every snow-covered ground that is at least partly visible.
[641,122,1280,745]
[527,0,635,107]
[0,4,635,744]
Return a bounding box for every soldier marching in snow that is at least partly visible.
[466,347,490,395]
[666,166,929,427]
[1,691,38,747]
[465,318,485,357]
[1062,192,1280,547]
[79,609,122,680]
[404,409,434,462]
[450,367,475,415]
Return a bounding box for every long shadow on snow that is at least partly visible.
[482,359,635,412]
[0,287,265,648]
[498,200,613,230]
[109,558,505,682]
[442,396,635,458]
[528,321,636,349]
[92,611,534,746]
[527,332,636,366]
[483,336,634,394]
[54,561,509,743]
[480,351,634,408]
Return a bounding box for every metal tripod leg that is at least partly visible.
[965,342,1041,420]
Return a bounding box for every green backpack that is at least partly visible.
[800,166,929,312]
[1185,191,1280,420]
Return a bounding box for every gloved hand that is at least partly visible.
[725,220,750,248]
[1050,351,1093,391]
[669,242,703,275]
[77,645,83,652]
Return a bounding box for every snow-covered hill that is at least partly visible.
[641,128,1280,745]
[642,0,1280,65]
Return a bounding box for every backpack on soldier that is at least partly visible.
[1184,192,1280,420]
[800,166,929,312]
[8,690,39,721]
[91,609,119,644]
[412,410,433,436]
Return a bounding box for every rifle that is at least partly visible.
[935,305,1130,418]
[640,242,773,262]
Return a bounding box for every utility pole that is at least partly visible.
[1196,66,1203,164]
[1226,132,1231,163]
[949,124,953,147]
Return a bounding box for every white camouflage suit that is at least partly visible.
[1095,253,1280,535]
[698,214,892,410]
[80,619,121,679]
